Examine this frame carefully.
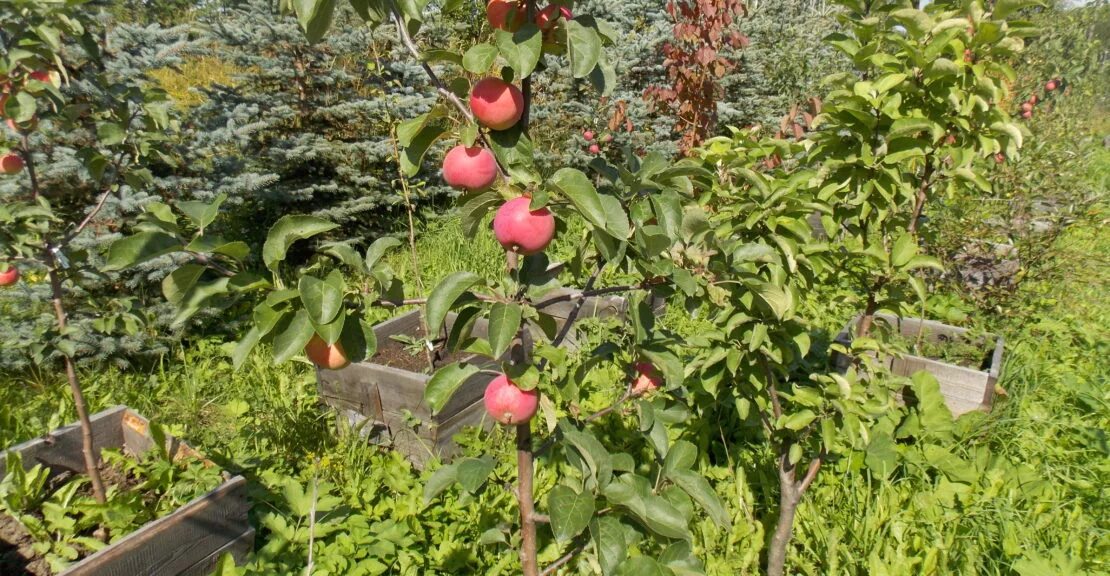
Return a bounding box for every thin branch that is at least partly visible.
[797,447,826,493]
[540,540,588,576]
[19,131,41,201]
[62,153,128,246]
[533,283,650,312]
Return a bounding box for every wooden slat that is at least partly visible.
[179,529,255,576]
[0,406,127,480]
[62,476,252,576]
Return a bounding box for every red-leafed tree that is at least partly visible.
[645,0,748,152]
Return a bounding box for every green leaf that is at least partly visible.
[548,485,595,543]
[456,457,496,493]
[891,233,917,268]
[424,362,480,415]
[162,265,205,306]
[954,167,991,193]
[590,516,627,575]
[365,236,403,272]
[463,43,499,74]
[401,124,447,177]
[176,194,226,232]
[272,309,315,365]
[782,409,816,431]
[662,440,697,476]
[293,0,337,43]
[298,273,344,325]
[423,463,458,503]
[548,168,606,229]
[488,302,522,358]
[865,432,898,479]
[753,282,794,320]
[263,215,338,272]
[496,25,543,78]
[566,19,602,78]
[617,557,674,576]
[890,8,934,38]
[105,231,180,270]
[96,122,126,146]
[642,494,692,540]
[425,271,482,336]
[667,469,730,528]
[337,318,377,363]
[171,277,231,327]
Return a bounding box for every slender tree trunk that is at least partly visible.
[45,254,106,504]
[517,423,539,576]
[767,477,799,576]
[856,289,879,339]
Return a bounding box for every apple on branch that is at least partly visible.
[484,374,538,425]
[305,335,351,370]
[470,77,524,131]
[0,265,19,287]
[443,145,498,191]
[493,196,555,255]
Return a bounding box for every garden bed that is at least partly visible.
[0,406,253,576]
[832,314,1004,416]
[317,310,524,467]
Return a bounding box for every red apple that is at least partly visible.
[1045,80,1057,92]
[0,152,23,174]
[493,196,555,255]
[588,143,600,154]
[1021,102,1033,112]
[1021,110,1033,119]
[583,130,595,141]
[994,153,1005,164]
[470,78,524,131]
[26,70,59,88]
[631,362,662,396]
[536,4,573,30]
[443,145,498,191]
[1029,95,1038,105]
[487,0,526,32]
[484,374,539,425]
[0,265,19,287]
[304,335,350,370]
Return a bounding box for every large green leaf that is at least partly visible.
[263,215,338,272]
[162,264,205,306]
[292,0,337,43]
[272,309,315,365]
[566,19,602,78]
[423,463,459,503]
[667,469,730,528]
[488,302,522,358]
[891,233,917,268]
[495,25,543,78]
[548,485,595,543]
[548,168,606,229]
[425,271,482,336]
[462,43,499,74]
[456,456,496,493]
[424,362,480,415]
[176,194,226,233]
[105,231,180,270]
[298,272,345,325]
[590,516,627,575]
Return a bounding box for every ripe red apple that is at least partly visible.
[963,49,973,63]
[487,0,526,32]
[1021,102,1033,112]
[588,143,600,154]
[536,4,573,30]
[583,130,595,141]
[1029,94,1038,105]
[1021,110,1033,119]
[1045,80,1057,92]
[304,335,350,370]
[631,362,662,396]
[470,78,524,131]
[443,145,498,191]
[994,153,1005,164]
[0,265,19,287]
[0,152,23,174]
[484,373,538,425]
[26,70,59,88]
[493,196,555,255]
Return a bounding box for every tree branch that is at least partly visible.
[797,447,826,493]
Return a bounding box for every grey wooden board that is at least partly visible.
[2,406,254,576]
[832,314,1003,416]
[0,405,127,479]
[179,528,255,576]
[338,399,492,468]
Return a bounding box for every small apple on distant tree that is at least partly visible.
[304,335,351,370]
[484,374,538,425]
[583,130,594,141]
[443,145,498,191]
[0,152,23,174]
[487,0,526,32]
[1045,80,1057,91]
[493,196,556,255]
[1021,102,1033,112]
[1021,110,1033,119]
[994,153,1005,164]
[588,143,600,154]
[470,77,524,130]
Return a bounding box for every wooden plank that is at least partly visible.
[179,528,255,576]
[0,406,128,480]
[62,476,252,576]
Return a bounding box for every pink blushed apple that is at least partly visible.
[0,265,20,287]
[470,78,524,131]
[493,196,556,255]
[484,374,539,425]
[0,152,23,174]
[305,335,350,370]
[443,145,498,191]
[631,362,662,396]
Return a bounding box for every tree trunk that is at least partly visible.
[517,423,539,576]
[767,462,800,576]
[856,290,879,339]
[46,258,106,504]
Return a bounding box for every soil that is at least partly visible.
[895,331,992,370]
[372,324,474,374]
[0,457,150,575]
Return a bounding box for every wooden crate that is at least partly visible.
[0,406,254,576]
[832,314,1004,416]
[539,288,666,350]
[317,311,523,467]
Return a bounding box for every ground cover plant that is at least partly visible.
[1,0,1107,575]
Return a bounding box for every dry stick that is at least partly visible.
[389,131,436,371]
[20,137,109,505]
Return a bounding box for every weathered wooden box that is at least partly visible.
[317,311,523,467]
[0,406,254,576]
[539,288,666,350]
[832,314,1004,416]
